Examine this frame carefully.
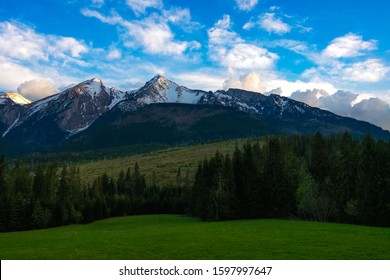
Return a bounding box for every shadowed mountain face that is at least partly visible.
[62,103,276,151]
[1,75,389,155]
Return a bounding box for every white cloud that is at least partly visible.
[224,72,266,93]
[0,56,40,91]
[126,0,163,16]
[272,39,310,54]
[54,37,88,58]
[323,33,377,58]
[222,44,278,70]
[122,16,193,55]
[275,34,387,87]
[81,9,122,24]
[17,79,59,100]
[107,47,122,60]
[0,21,47,61]
[208,16,242,46]
[290,89,330,107]
[265,78,338,97]
[258,13,291,35]
[342,59,390,82]
[244,10,308,35]
[176,72,225,91]
[351,98,390,130]
[0,21,94,94]
[243,21,255,31]
[82,9,199,56]
[289,89,390,130]
[208,15,278,71]
[235,0,258,11]
[0,21,89,62]
[215,14,232,29]
[162,7,202,32]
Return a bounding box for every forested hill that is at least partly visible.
[0,132,389,232]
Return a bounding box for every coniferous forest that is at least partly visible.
[0,132,389,232]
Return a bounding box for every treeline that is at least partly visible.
[0,132,389,232]
[190,133,390,226]
[0,159,187,232]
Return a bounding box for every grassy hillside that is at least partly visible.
[78,139,255,185]
[0,215,389,260]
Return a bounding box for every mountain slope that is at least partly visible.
[3,78,130,152]
[117,75,209,111]
[1,75,389,155]
[63,103,276,151]
[0,92,31,136]
[114,76,389,139]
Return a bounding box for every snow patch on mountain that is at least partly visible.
[0,92,31,105]
[2,117,19,137]
[83,78,104,98]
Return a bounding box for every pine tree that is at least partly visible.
[263,137,285,217]
[232,145,244,217]
[310,132,329,183]
[0,156,9,231]
[31,200,50,229]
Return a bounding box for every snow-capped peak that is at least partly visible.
[143,75,179,91]
[151,74,166,83]
[0,92,32,105]
[126,75,206,106]
[91,77,102,83]
[74,78,106,97]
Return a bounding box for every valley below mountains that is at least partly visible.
[1,75,389,156]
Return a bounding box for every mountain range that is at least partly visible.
[1,75,389,156]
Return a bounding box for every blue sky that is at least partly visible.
[0,0,389,104]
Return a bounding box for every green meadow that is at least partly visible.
[78,139,252,185]
[0,215,389,260]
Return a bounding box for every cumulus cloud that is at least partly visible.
[0,21,48,61]
[265,78,337,97]
[82,9,199,56]
[208,15,242,46]
[17,79,59,101]
[266,87,283,96]
[323,33,377,59]
[123,16,190,55]
[289,89,390,130]
[274,33,387,87]
[54,37,88,58]
[290,89,330,107]
[0,56,40,91]
[126,0,163,16]
[351,98,390,130]
[342,59,390,82]
[208,15,278,71]
[224,72,266,93]
[235,0,258,11]
[222,44,278,69]
[258,13,291,35]
[319,90,357,113]
[0,21,89,63]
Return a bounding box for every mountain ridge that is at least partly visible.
[1,75,389,155]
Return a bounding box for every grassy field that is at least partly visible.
[78,139,256,185]
[1,215,389,260]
